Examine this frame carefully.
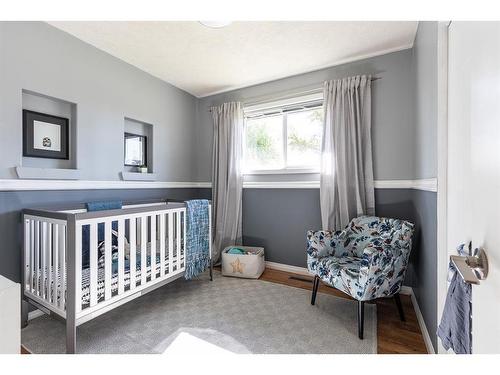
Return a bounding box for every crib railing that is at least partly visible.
[23,215,67,317]
[23,202,191,322]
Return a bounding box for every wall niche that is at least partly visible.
[20,90,78,172]
[121,117,155,181]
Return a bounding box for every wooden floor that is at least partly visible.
[260,267,428,354]
[21,345,30,354]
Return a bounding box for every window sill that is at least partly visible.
[243,168,320,175]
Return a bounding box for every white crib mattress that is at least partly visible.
[80,255,184,308]
[30,255,184,310]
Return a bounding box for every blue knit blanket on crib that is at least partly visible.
[185,199,211,279]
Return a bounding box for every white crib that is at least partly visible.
[22,200,211,353]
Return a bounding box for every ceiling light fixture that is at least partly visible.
[199,21,232,28]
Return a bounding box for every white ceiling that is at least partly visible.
[49,21,418,98]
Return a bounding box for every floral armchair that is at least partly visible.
[307,216,414,339]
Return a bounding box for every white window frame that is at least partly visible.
[242,92,323,175]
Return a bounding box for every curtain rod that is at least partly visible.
[208,76,381,112]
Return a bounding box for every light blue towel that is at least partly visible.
[86,201,123,211]
[184,199,211,279]
[227,247,246,254]
[437,244,472,354]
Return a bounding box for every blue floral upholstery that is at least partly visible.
[307,216,414,301]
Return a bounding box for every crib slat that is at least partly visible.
[89,223,98,307]
[47,223,53,303]
[41,222,47,299]
[53,224,59,308]
[118,219,125,295]
[168,212,174,274]
[141,215,147,285]
[129,218,136,290]
[23,220,30,292]
[59,225,66,309]
[182,210,186,269]
[30,220,35,294]
[34,221,40,296]
[75,224,82,313]
[159,213,166,277]
[176,211,181,271]
[150,215,157,281]
[23,219,30,293]
[104,221,112,301]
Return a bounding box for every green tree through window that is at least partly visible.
[244,107,323,171]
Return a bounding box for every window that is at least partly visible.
[243,98,323,173]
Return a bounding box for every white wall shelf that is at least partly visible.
[120,171,158,181]
[15,166,81,180]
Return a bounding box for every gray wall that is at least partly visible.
[195,49,415,182]
[410,189,437,350]
[0,22,198,181]
[411,21,439,351]
[243,188,423,286]
[0,188,210,283]
[412,21,438,179]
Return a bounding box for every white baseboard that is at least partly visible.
[400,286,435,354]
[265,261,311,276]
[27,309,44,321]
[264,262,434,354]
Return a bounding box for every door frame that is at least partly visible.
[436,20,451,354]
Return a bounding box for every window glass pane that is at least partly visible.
[286,108,323,168]
[244,115,284,170]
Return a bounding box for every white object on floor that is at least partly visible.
[221,246,265,279]
[161,332,233,355]
[0,275,20,353]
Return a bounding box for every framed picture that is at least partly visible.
[23,110,69,159]
[124,132,147,167]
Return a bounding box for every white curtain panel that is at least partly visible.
[320,75,375,231]
[210,102,244,262]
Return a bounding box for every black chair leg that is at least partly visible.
[394,293,406,322]
[358,301,365,339]
[209,259,213,281]
[311,275,320,305]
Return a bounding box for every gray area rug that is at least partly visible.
[22,272,376,354]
